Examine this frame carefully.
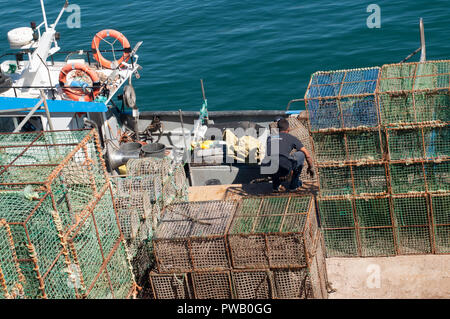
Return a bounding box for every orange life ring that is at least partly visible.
[92,29,131,69]
[59,63,101,102]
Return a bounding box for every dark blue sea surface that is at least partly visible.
[1,0,450,111]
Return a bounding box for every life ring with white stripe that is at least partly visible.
[92,29,131,69]
[59,63,101,102]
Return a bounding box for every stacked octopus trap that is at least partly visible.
[305,60,449,257]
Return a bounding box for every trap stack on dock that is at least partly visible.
[111,157,189,296]
[379,61,449,255]
[150,196,328,299]
[305,61,450,257]
[305,67,393,257]
[0,129,136,299]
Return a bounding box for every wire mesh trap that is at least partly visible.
[319,195,397,257]
[0,129,136,299]
[149,272,192,299]
[319,192,450,257]
[227,195,319,269]
[126,157,189,209]
[191,271,233,299]
[305,67,380,131]
[378,61,450,126]
[153,201,238,273]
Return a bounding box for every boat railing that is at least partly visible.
[1,48,137,71]
[0,84,102,100]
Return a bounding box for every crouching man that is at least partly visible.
[262,119,315,192]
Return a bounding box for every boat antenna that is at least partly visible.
[419,18,426,62]
[40,0,49,31]
[399,18,427,63]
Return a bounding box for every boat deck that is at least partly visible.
[188,181,319,201]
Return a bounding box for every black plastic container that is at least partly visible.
[141,143,166,158]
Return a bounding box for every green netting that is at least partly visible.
[431,194,450,254]
[434,226,450,254]
[423,126,450,159]
[387,129,424,160]
[415,91,450,123]
[318,166,353,196]
[353,165,388,195]
[379,63,417,92]
[387,126,449,161]
[0,192,66,299]
[42,255,77,299]
[354,197,392,227]
[18,260,42,298]
[259,197,290,216]
[424,161,450,192]
[379,91,450,125]
[93,192,122,258]
[236,198,262,217]
[359,227,396,257]
[87,269,113,299]
[312,132,346,163]
[230,197,311,234]
[431,194,450,225]
[0,130,134,299]
[0,221,24,299]
[68,213,106,294]
[396,226,432,254]
[105,241,134,299]
[378,93,416,125]
[415,61,450,90]
[389,163,426,194]
[318,198,354,228]
[392,195,429,227]
[346,130,383,162]
[322,228,358,257]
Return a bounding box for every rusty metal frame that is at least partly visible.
[318,194,398,258]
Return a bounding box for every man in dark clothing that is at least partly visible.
[264,119,315,192]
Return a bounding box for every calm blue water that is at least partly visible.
[1,0,450,111]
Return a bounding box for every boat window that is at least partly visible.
[0,116,43,132]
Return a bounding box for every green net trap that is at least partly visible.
[378,61,450,125]
[227,196,319,269]
[319,195,396,257]
[319,192,449,257]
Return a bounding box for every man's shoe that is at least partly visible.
[289,179,303,191]
[273,185,287,193]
